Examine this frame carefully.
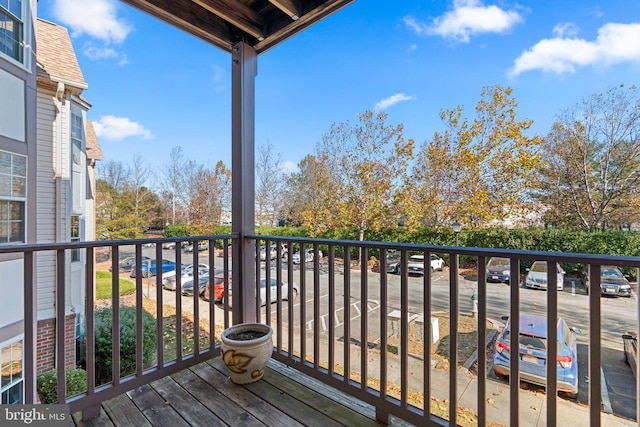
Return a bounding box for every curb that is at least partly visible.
[462,322,499,372]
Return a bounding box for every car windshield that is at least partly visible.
[531,262,547,273]
[602,267,624,278]
[488,258,509,268]
[503,331,547,351]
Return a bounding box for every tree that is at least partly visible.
[159,147,186,225]
[289,111,414,247]
[538,85,640,230]
[188,161,231,231]
[256,142,287,226]
[406,85,543,229]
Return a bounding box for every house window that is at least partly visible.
[70,215,80,262]
[1,338,23,404]
[70,111,84,214]
[0,150,26,244]
[0,0,23,64]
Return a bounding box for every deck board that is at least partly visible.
[73,357,398,427]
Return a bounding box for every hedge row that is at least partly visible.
[165,224,640,258]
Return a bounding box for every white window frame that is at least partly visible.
[70,108,85,215]
[70,214,80,262]
[0,0,31,70]
[0,149,26,244]
[0,335,24,405]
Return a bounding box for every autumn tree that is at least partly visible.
[290,111,414,244]
[405,86,543,229]
[256,142,287,226]
[188,161,231,231]
[538,85,640,230]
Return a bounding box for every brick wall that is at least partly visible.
[36,314,76,374]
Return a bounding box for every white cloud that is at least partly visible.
[404,0,523,43]
[374,93,415,111]
[82,43,118,60]
[52,0,131,44]
[552,22,579,38]
[282,161,298,174]
[93,116,153,141]
[511,22,640,76]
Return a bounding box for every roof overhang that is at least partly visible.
[120,0,355,55]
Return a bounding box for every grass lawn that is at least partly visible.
[95,271,136,299]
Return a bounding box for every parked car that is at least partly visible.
[130,259,177,278]
[493,313,580,398]
[163,263,209,291]
[387,253,445,275]
[225,278,299,306]
[206,270,233,302]
[162,241,177,250]
[585,266,632,297]
[259,244,283,261]
[525,261,565,291]
[142,242,155,248]
[217,247,232,258]
[182,273,211,296]
[184,241,208,253]
[292,248,323,264]
[486,257,511,283]
[109,256,150,273]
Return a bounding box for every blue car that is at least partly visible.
[493,313,580,398]
[130,259,177,278]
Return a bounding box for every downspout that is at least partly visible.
[54,82,65,243]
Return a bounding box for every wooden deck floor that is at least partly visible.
[72,358,409,427]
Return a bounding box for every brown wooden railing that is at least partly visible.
[2,234,639,426]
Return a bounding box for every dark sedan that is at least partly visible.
[109,256,150,273]
[586,266,632,297]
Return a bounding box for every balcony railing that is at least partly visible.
[2,234,639,426]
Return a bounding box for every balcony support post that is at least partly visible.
[231,41,257,324]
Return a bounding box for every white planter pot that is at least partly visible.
[221,323,273,384]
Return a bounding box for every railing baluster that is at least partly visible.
[298,242,305,362]
[285,243,294,358]
[175,246,183,362]
[135,245,143,376]
[343,246,351,385]
[112,246,121,387]
[193,247,200,355]
[155,243,164,367]
[209,241,216,350]
[423,250,431,414]
[360,246,368,391]
[313,243,320,370]
[547,261,558,426]
[509,258,520,426]
[56,249,67,403]
[379,248,388,401]
[23,250,36,404]
[589,264,602,427]
[448,251,458,425]
[477,256,487,427]
[400,249,408,407]
[328,245,335,377]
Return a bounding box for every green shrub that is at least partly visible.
[36,367,87,404]
[94,306,157,384]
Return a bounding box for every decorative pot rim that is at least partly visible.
[222,323,273,345]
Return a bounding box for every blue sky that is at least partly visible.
[38,0,640,178]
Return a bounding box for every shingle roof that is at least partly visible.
[86,120,104,161]
[36,19,87,89]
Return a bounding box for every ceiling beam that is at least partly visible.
[192,0,265,41]
[268,0,299,19]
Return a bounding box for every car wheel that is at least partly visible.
[561,390,578,399]
[494,371,508,380]
[143,270,152,278]
[119,267,125,274]
[290,289,298,301]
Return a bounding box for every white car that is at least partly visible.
[395,254,445,275]
[227,278,299,306]
[163,263,209,291]
[525,261,565,291]
[292,248,323,264]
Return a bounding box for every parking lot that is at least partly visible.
[109,244,638,423]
